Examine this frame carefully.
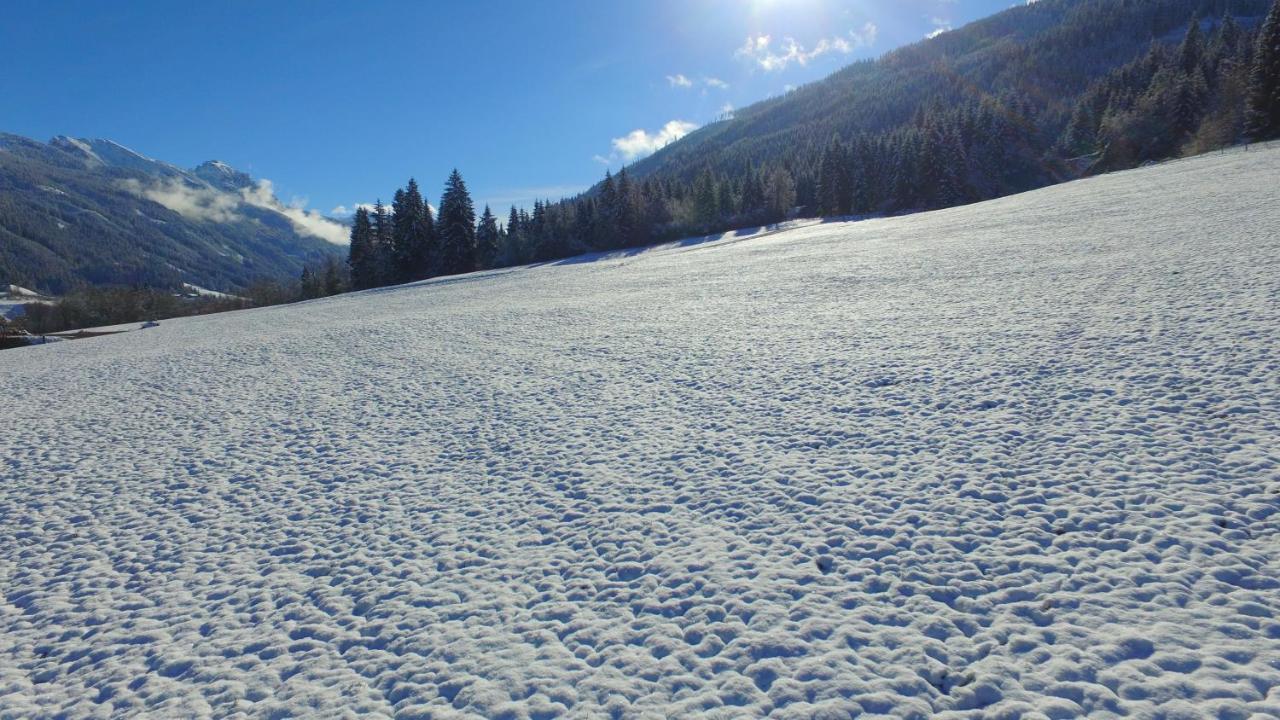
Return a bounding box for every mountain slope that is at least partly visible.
[0,133,346,295]
[3,146,1277,718]
[624,0,1271,191]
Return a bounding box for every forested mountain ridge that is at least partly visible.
[627,0,1272,186]
[0,134,345,296]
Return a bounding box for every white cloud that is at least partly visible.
[119,178,240,223]
[927,17,951,39]
[329,203,380,218]
[612,120,698,161]
[121,177,350,245]
[242,179,350,245]
[667,74,728,91]
[735,23,877,72]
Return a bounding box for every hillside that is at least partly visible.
[628,0,1271,188]
[0,133,346,295]
[2,146,1277,718]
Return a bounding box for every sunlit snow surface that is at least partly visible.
[3,148,1279,719]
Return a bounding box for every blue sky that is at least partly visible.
[0,0,1017,219]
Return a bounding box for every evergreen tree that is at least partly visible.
[1178,19,1205,75]
[816,137,852,216]
[1246,0,1280,141]
[371,200,393,285]
[598,171,619,247]
[391,178,434,281]
[763,167,796,222]
[436,170,477,275]
[322,255,344,296]
[346,207,378,291]
[739,168,765,221]
[475,205,499,270]
[503,206,524,265]
[615,169,641,247]
[300,265,321,300]
[693,169,718,227]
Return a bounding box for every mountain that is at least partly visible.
[625,0,1272,191]
[0,133,347,295]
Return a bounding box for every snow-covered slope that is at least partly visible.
[2,147,1278,719]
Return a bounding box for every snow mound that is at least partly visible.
[2,147,1279,718]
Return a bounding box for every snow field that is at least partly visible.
[1,147,1279,718]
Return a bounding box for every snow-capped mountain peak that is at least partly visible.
[192,159,254,191]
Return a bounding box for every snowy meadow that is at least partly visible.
[2,147,1279,718]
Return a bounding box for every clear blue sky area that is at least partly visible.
[1,1,1018,216]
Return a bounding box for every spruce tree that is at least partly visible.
[693,170,718,227]
[436,170,476,275]
[371,200,393,286]
[300,265,321,300]
[475,205,499,270]
[598,171,619,247]
[505,206,524,264]
[816,137,852,216]
[391,178,434,281]
[615,169,640,247]
[1178,19,1204,75]
[1246,0,1280,141]
[390,187,409,281]
[322,255,343,296]
[346,207,377,290]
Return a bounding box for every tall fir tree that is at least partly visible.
[615,169,641,247]
[693,170,718,227]
[346,207,378,290]
[504,206,524,265]
[816,137,851,216]
[1178,19,1205,75]
[300,265,321,300]
[391,178,434,281]
[475,205,499,270]
[1246,0,1280,141]
[436,170,476,275]
[322,255,344,296]
[371,200,393,286]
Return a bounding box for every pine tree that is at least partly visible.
[598,170,619,247]
[436,170,476,275]
[693,169,718,227]
[615,169,641,247]
[346,207,378,290]
[391,178,434,282]
[300,265,321,300]
[475,205,499,270]
[739,168,765,220]
[371,200,393,286]
[1178,19,1204,75]
[504,206,524,265]
[322,255,344,296]
[1246,0,1280,141]
[816,137,851,216]
[763,167,796,222]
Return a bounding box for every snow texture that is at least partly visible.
[2,148,1279,719]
